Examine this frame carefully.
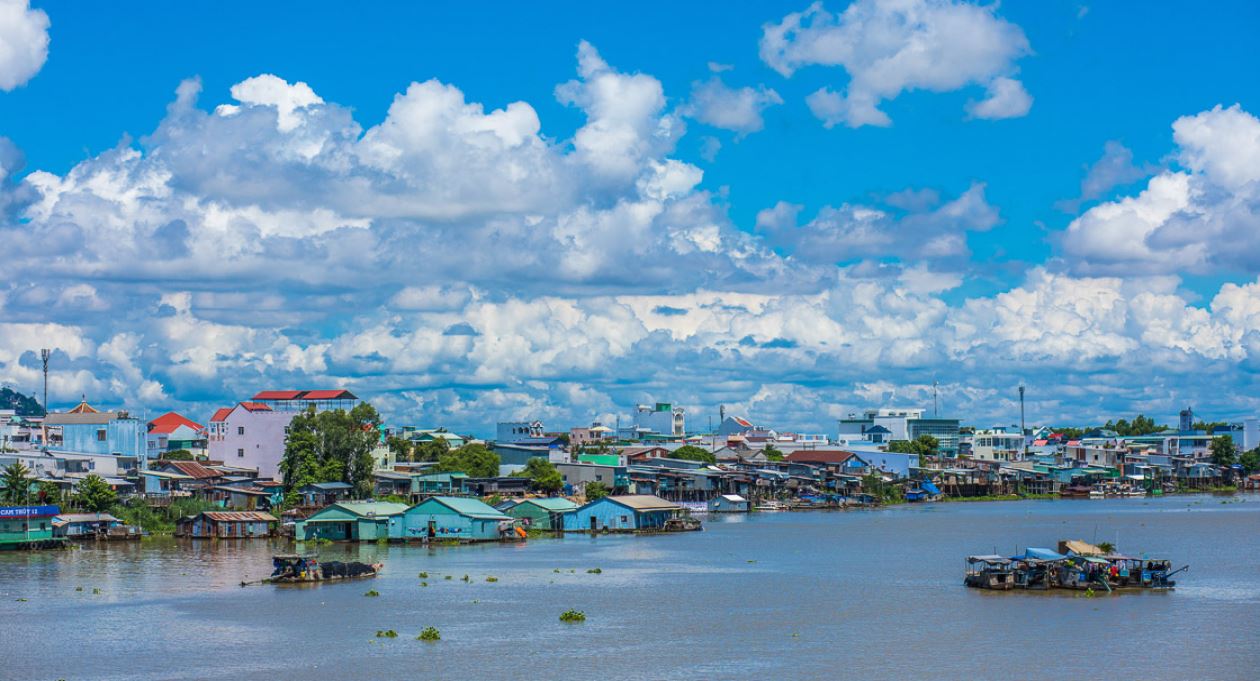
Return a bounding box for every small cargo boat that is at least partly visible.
[263,554,383,584]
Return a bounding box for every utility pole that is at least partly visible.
[40,348,50,451]
[1018,384,1026,458]
[933,381,939,417]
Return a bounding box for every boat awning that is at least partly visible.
[1022,548,1068,561]
[967,555,1011,564]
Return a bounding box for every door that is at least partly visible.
[590,515,598,532]
[427,520,436,538]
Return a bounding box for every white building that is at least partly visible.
[633,403,684,437]
[497,421,544,443]
[971,428,1025,462]
[207,402,297,481]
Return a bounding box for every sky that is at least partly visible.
[1,0,1259,436]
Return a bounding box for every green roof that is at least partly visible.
[331,501,409,517]
[577,454,621,466]
[519,497,579,512]
[417,496,510,520]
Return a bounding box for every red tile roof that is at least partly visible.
[302,389,357,400]
[252,390,304,400]
[239,402,273,412]
[148,411,204,434]
[784,450,858,465]
[209,407,233,423]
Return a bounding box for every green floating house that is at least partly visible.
[0,505,65,550]
[398,496,513,542]
[503,498,579,530]
[295,501,409,542]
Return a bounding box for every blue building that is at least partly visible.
[856,451,918,478]
[562,495,683,533]
[398,497,512,542]
[46,400,146,466]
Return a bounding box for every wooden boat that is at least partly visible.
[964,555,1015,590]
[262,554,383,584]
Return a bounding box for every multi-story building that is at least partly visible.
[497,421,544,443]
[44,399,146,467]
[206,390,362,482]
[838,408,961,456]
[146,412,206,458]
[633,403,685,437]
[970,428,1025,462]
[570,423,615,448]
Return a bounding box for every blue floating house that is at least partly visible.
[707,494,750,513]
[398,496,513,542]
[562,494,683,533]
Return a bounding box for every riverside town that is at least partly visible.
[4,389,1257,549]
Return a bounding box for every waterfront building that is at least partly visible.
[294,501,409,542]
[971,428,1025,462]
[503,498,578,529]
[461,477,532,496]
[398,497,512,541]
[707,494,749,513]
[206,402,292,481]
[838,408,961,457]
[562,494,684,532]
[632,403,685,437]
[145,412,206,458]
[855,451,919,478]
[45,399,147,467]
[52,513,132,539]
[0,505,62,549]
[494,439,566,471]
[175,511,278,539]
[140,468,195,497]
[149,460,224,492]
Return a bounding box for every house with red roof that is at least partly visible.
[146,412,206,457]
[206,390,360,482]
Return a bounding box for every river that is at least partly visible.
[2,494,1258,680]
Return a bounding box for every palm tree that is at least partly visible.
[2,461,34,505]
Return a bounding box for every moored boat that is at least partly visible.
[964,555,1015,590]
[262,554,383,584]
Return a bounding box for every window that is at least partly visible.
[237,426,245,435]
[237,448,245,458]
[97,429,107,441]
[595,475,603,481]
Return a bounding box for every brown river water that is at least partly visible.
[1,494,1257,680]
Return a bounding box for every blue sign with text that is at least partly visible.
[0,505,60,518]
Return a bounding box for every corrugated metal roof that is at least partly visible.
[209,407,233,423]
[519,497,579,511]
[45,412,117,425]
[303,389,357,400]
[253,390,304,400]
[199,511,278,522]
[157,460,221,479]
[147,411,204,434]
[239,402,273,412]
[330,501,410,517]
[53,513,121,524]
[421,496,511,519]
[603,495,681,511]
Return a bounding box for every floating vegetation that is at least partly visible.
[375,629,398,638]
[586,568,602,574]
[485,576,498,583]
[417,626,441,641]
[553,568,562,573]
[364,589,380,597]
[568,569,575,573]
[444,575,453,580]
[75,586,83,592]
[559,609,586,623]
[420,581,428,587]
[418,571,428,579]
[461,574,470,582]
[92,588,101,595]
[746,560,757,564]
[15,598,27,602]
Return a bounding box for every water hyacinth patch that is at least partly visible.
[560,609,586,623]
[586,568,602,574]
[365,589,380,597]
[485,576,498,582]
[376,629,398,638]
[418,627,440,641]
[418,572,428,579]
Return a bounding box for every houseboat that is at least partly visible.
[964,555,1015,590]
[964,540,1185,592]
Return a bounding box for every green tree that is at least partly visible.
[886,435,939,457]
[36,480,62,505]
[672,445,716,464]
[279,402,383,497]
[513,457,564,494]
[385,435,413,463]
[160,449,194,461]
[1209,435,1237,467]
[437,443,500,478]
[1239,448,1260,475]
[75,474,118,513]
[1,461,34,504]
[763,444,784,462]
[414,437,452,463]
[584,481,610,500]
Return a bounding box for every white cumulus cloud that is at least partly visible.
[0,0,49,91]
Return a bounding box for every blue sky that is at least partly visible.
[1,0,1259,435]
